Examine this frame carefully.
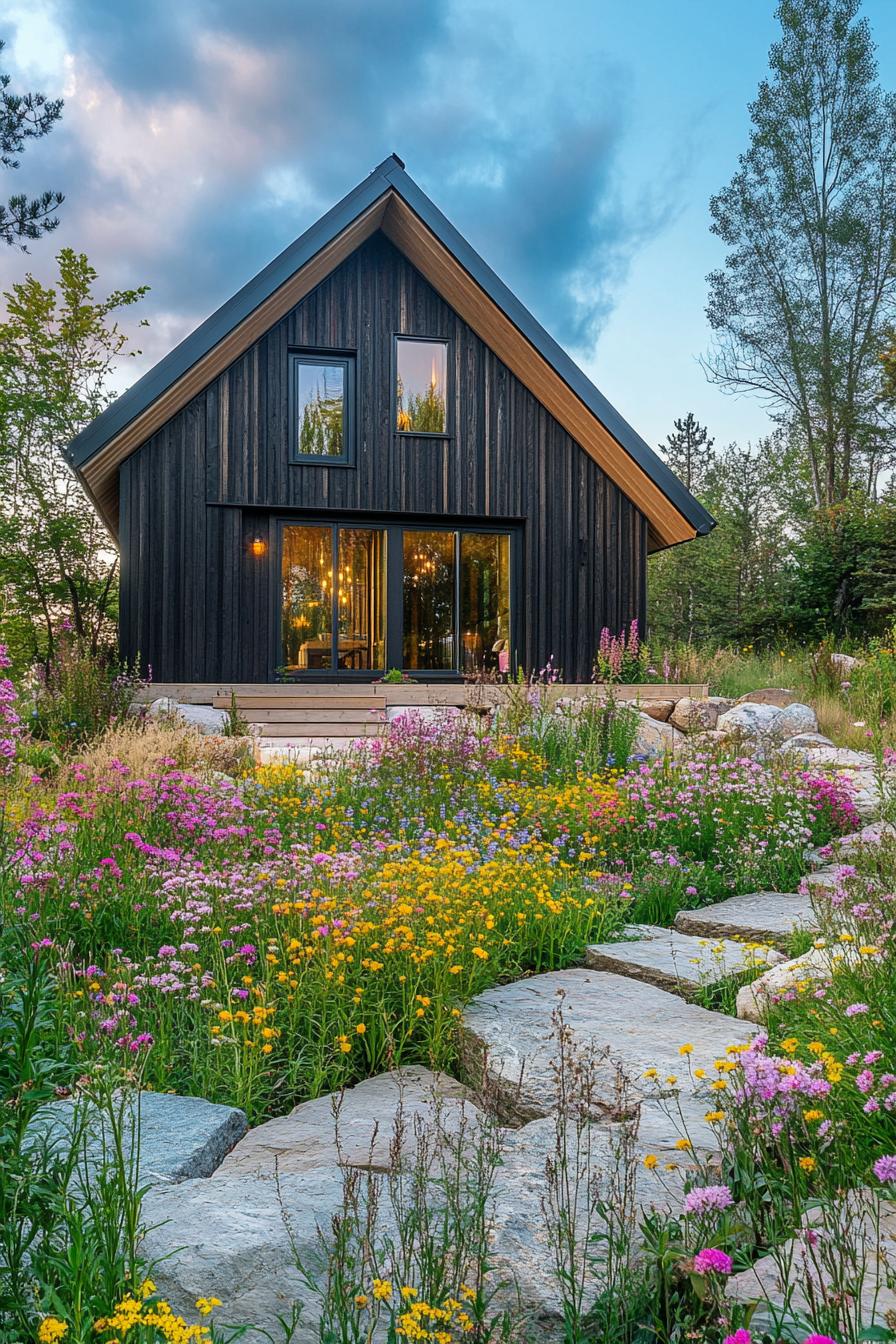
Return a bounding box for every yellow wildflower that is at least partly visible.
[37,1320,68,1344]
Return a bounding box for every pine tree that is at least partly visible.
[661,412,716,495]
[0,38,63,248]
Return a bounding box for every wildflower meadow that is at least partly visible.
[2,646,896,1344]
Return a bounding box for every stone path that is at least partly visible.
[673,891,816,948]
[123,816,893,1340]
[585,923,783,997]
[459,967,755,1131]
[139,1067,690,1340]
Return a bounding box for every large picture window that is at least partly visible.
[279,520,511,678]
[395,337,449,435]
[290,352,354,462]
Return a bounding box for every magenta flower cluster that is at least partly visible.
[692,1246,732,1275]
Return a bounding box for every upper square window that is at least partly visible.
[291,352,354,463]
[395,337,449,435]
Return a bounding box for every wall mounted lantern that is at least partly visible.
[249,535,267,558]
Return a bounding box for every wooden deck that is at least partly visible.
[135,682,707,745]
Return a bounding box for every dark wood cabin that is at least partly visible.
[66,156,713,685]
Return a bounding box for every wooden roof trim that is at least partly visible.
[80,195,390,531]
[380,195,694,548]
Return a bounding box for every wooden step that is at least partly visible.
[241,708,385,724]
[252,722,386,738]
[214,695,382,710]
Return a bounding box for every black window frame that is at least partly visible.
[288,349,356,466]
[271,514,520,683]
[392,334,453,439]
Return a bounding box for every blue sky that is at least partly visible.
[3,0,896,453]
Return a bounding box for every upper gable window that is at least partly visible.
[395,337,449,435]
[290,352,354,463]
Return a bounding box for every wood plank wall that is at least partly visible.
[120,233,648,682]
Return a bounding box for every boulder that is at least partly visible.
[674,892,817,949]
[795,745,896,820]
[218,1068,479,1177]
[770,702,818,739]
[736,688,799,709]
[802,745,875,771]
[668,698,721,733]
[148,697,231,735]
[631,713,684,758]
[26,1091,247,1193]
[852,771,896,820]
[460,967,755,1129]
[716,702,782,740]
[638,699,675,722]
[585,924,782,999]
[735,943,858,1022]
[142,1165,359,1339]
[776,732,835,758]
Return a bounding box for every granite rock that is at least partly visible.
[673,892,816,949]
[26,1091,247,1194]
[585,924,782,999]
[668,698,722,733]
[735,688,798,708]
[460,968,754,1129]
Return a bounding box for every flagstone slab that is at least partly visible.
[584,925,782,998]
[803,864,845,893]
[26,1091,247,1193]
[460,968,755,1128]
[726,1193,896,1328]
[142,1109,694,1344]
[735,943,860,1021]
[673,892,817,949]
[218,1067,479,1177]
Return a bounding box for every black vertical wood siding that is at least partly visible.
[119,232,648,682]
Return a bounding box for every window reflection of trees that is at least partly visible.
[298,365,344,456]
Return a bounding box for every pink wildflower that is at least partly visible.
[693,1247,732,1275]
[683,1184,734,1214]
[873,1154,896,1183]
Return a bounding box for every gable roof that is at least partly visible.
[66,154,715,551]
